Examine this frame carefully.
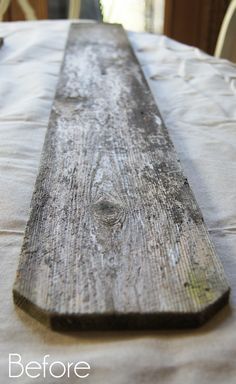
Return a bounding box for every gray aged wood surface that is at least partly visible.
[13,23,230,330]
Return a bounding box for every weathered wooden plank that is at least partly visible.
[13,23,229,330]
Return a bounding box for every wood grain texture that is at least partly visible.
[13,23,230,330]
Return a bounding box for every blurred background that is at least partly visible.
[0,0,235,59]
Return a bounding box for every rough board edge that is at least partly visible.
[13,287,230,331]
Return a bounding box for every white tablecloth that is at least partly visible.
[0,20,236,384]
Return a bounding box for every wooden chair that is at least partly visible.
[68,0,102,20]
[0,0,47,21]
[68,0,81,19]
[0,0,101,22]
[215,0,236,62]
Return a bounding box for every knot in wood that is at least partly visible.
[93,198,125,227]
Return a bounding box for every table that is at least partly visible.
[0,20,236,384]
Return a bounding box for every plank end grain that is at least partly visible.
[13,23,230,330]
[13,288,230,330]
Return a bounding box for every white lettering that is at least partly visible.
[8,354,90,379]
[9,354,24,378]
[74,361,91,379]
[42,354,49,378]
[49,361,66,378]
[25,361,41,379]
